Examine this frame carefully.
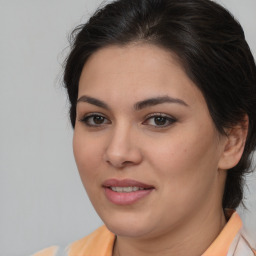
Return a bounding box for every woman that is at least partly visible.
[33,0,256,255]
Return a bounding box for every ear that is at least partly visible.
[218,115,249,170]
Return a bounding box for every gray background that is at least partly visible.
[0,1,255,255]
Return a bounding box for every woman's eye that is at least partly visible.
[79,114,110,127]
[143,114,176,128]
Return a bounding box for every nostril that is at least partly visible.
[122,161,134,166]
[105,160,133,168]
[103,144,143,168]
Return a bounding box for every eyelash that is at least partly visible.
[143,113,177,128]
[79,112,176,128]
[79,113,111,127]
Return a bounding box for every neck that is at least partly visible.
[113,208,227,256]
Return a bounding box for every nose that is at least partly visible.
[103,124,143,169]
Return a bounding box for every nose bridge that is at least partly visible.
[104,120,142,167]
[108,121,133,155]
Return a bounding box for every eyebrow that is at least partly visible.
[76,95,188,110]
[134,96,189,110]
[77,95,109,109]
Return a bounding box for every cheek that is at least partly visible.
[145,125,220,196]
[73,129,104,185]
[145,131,202,173]
[150,122,220,172]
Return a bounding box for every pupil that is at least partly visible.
[93,116,104,124]
[155,117,166,126]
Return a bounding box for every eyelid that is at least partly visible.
[145,112,175,119]
[79,112,106,120]
[144,112,176,120]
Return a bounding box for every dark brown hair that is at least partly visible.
[63,0,256,209]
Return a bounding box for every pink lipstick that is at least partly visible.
[102,179,154,205]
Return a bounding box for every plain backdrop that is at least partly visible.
[0,0,255,255]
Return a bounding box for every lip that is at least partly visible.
[102,179,155,205]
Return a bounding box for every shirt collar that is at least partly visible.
[202,210,242,256]
[69,210,242,256]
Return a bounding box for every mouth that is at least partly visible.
[110,186,149,192]
[102,179,155,205]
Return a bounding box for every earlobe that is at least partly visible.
[218,116,249,170]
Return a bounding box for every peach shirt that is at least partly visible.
[32,211,256,256]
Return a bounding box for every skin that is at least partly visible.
[73,44,247,256]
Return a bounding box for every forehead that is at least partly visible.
[78,44,205,107]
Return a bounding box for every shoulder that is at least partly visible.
[31,226,115,256]
[203,210,256,256]
[68,225,115,256]
[228,233,256,256]
[30,246,59,256]
[223,210,256,256]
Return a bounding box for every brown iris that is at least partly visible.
[93,116,105,124]
[154,116,167,126]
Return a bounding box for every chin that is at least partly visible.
[101,212,156,238]
[106,222,151,238]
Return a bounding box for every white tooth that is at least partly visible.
[110,187,122,192]
[116,187,123,192]
[123,187,133,192]
[110,186,143,192]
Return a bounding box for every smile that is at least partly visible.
[110,186,147,192]
[103,179,155,205]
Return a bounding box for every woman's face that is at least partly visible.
[73,44,227,239]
